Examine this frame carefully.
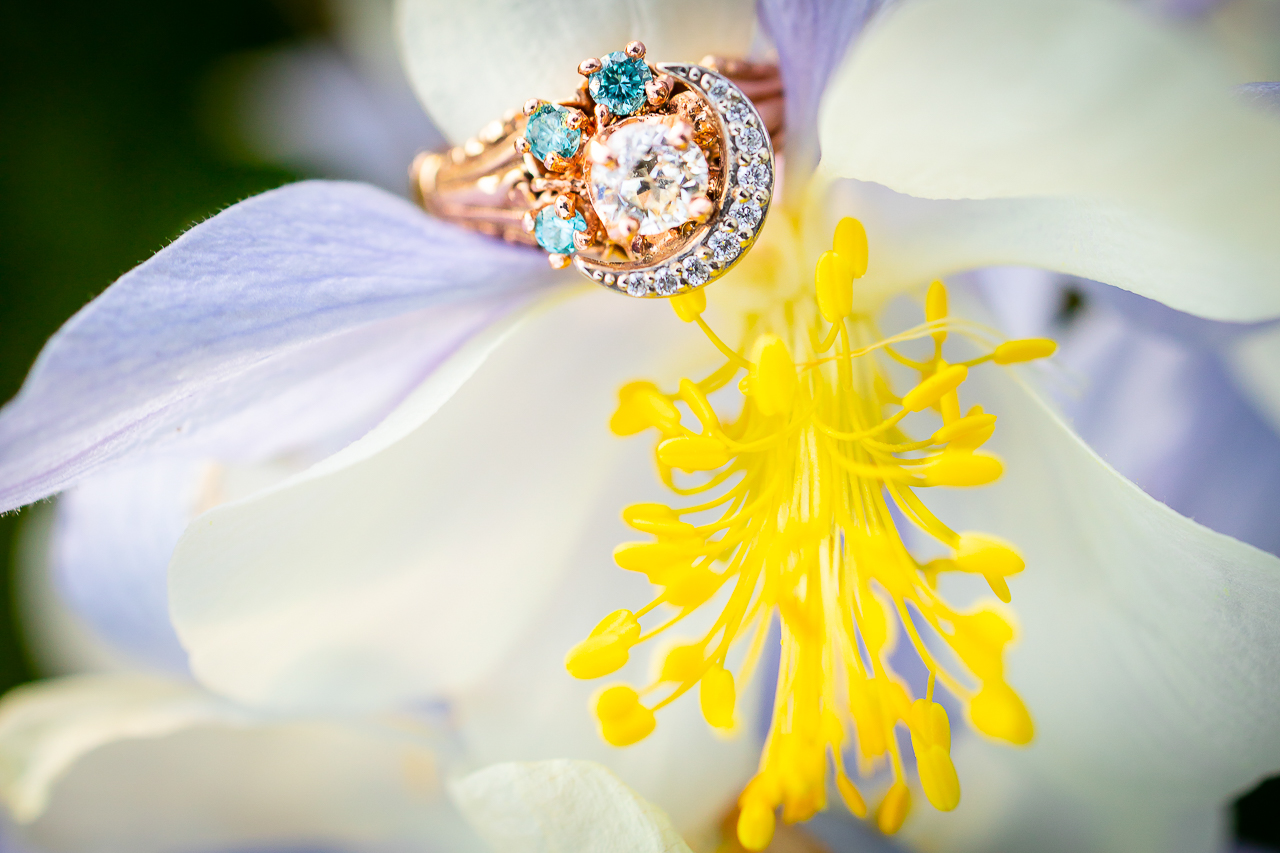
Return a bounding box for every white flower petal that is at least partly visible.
[826,178,1280,322]
[819,0,1280,321]
[171,289,716,712]
[909,340,1280,851]
[0,675,480,853]
[450,760,692,853]
[452,434,758,845]
[396,0,757,143]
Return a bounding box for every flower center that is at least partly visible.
[567,218,1056,849]
[589,120,710,237]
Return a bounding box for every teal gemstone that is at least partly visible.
[588,51,653,116]
[534,206,587,254]
[525,104,581,161]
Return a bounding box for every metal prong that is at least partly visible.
[578,57,602,76]
[624,41,646,60]
[594,103,612,127]
[548,253,572,269]
[522,211,536,234]
[514,136,531,154]
[646,77,671,107]
[544,153,571,172]
[523,98,543,116]
[564,108,590,130]
[689,197,713,221]
[554,194,576,219]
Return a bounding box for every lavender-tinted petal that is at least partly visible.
[45,298,519,669]
[50,459,201,670]
[971,269,1280,557]
[755,0,883,188]
[0,180,549,513]
[1237,82,1280,116]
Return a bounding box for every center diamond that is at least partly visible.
[589,121,710,237]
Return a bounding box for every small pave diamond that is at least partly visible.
[730,201,762,229]
[534,206,586,254]
[654,268,680,295]
[708,231,741,264]
[739,163,772,190]
[525,104,581,161]
[589,51,653,117]
[683,257,711,286]
[590,120,710,236]
[737,126,764,153]
[724,98,751,123]
[707,78,729,100]
[625,273,650,296]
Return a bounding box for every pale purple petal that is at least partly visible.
[48,297,516,669]
[971,270,1280,557]
[0,180,550,513]
[1238,82,1280,116]
[755,0,883,188]
[51,459,202,670]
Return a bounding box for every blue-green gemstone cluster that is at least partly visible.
[525,104,581,161]
[534,206,587,255]
[588,51,653,116]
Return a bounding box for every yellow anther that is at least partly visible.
[670,289,706,322]
[565,609,641,679]
[699,665,736,728]
[948,608,1014,682]
[933,412,997,448]
[917,744,961,811]
[749,334,798,417]
[876,782,911,834]
[833,216,869,278]
[662,565,722,608]
[621,503,698,538]
[736,801,776,851]
[923,451,1003,487]
[815,250,853,322]
[925,279,948,345]
[676,378,718,432]
[969,681,1035,745]
[659,642,704,683]
[925,280,948,324]
[656,435,731,471]
[909,698,951,750]
[595,685,656,746]
[835,773,867,818]
[993,338,1057,364]
[955,533,1025,578]
[612,541,693,577]
[610,381,681,435]
[902,364,968,412]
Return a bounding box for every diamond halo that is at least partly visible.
[573,63,774,298]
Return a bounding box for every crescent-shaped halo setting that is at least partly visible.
[574,63,775,298]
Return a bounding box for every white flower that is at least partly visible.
[0,1,1278,852]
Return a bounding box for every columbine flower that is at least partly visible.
[1,1,1279,851]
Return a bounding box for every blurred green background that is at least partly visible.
[0,0,1277,848]
[0,0,300,681]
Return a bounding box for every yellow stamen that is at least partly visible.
[571,218,1052,846]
